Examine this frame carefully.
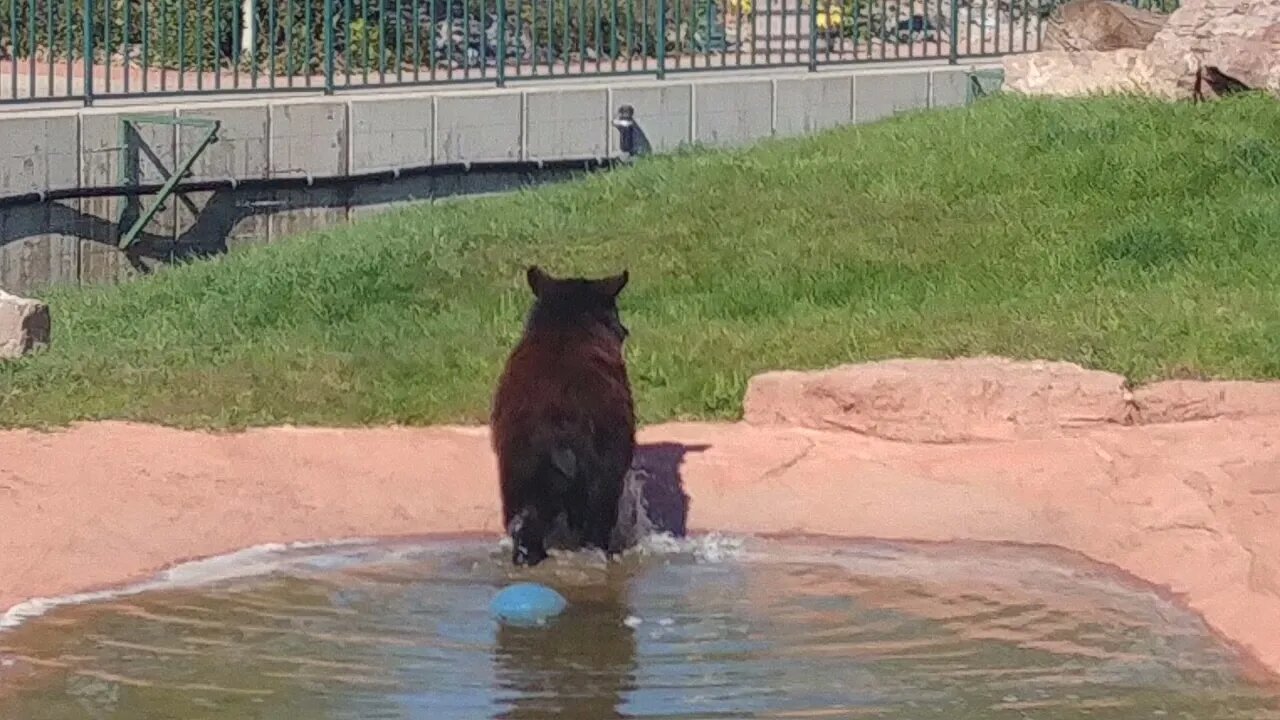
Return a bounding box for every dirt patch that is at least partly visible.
[3,358,1280,679]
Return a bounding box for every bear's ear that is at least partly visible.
[595,270,629,299]
[526,265,553,298]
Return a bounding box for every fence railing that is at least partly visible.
[0,0,1177,104]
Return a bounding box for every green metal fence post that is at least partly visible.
[807,0,817,71]
[324,0,336,92]
[656,0,666,78]
[948,0,959,64]
[82,0,95,104]
[116,115,222,250]
[496,0,507,86]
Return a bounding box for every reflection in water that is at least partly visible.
[0,536,1278,720]
[493,571,636,720]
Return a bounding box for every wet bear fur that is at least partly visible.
[490,265,636,567]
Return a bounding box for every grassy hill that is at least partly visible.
[2,92,1279,429]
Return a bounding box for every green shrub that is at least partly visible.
[0,0,237,71]
[515,0,696,61]
[0,0,102,60]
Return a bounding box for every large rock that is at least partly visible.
[742,357,1132,443]
[0,289,51,359]
[1042,0,1168,51]
[1134,380,1280,423]
[1143,0,1280,99]
[1005,0,1280,100]
[1004,48,1153,96]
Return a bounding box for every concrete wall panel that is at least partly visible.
[930,67,972,109]
[269,101,348,179]
[81,108,177,188]
[774,75,854,137]
[693,79,774,148]
[524,88,608,161]
[173,189,272,253]
[0,203,78,293]
[852,70,930,124]
[177,104,271,182]
[349,96,435,174]
[435,93,522,164]
[0,113,79,197]
[267,188,351,239]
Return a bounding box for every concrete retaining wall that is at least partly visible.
[0,63,990,293]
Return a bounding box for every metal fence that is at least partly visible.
[0,0,1177,104]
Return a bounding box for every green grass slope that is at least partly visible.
[2,93,1279,429]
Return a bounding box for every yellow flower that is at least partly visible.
[816,5,843,30]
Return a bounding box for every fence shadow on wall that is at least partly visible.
[0,186,305,278]
[0,126,591,292]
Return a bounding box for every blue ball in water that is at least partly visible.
[489,582,568,627]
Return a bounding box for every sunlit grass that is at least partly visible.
[3,93,1279,428]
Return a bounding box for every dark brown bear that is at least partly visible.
[491,265,636,567]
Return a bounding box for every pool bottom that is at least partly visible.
[1,535,1278,719]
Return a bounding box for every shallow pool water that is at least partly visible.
[1,535,1278,719]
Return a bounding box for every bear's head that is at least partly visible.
[523,265,630,343]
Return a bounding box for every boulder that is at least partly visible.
[1004,48,1153,96]
[742,357,1132,443]
[1133,380,1280,423]
[1004,0,1280,100]
[1042,0,1168,52]
[1143,0,1280,100]
[0,289,51,359]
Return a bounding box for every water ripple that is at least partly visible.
[0,536,1275,719]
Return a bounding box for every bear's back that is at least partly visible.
[492,330,634,443]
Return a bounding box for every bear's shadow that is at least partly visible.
[616,442,708,543]
[536,442,707,557]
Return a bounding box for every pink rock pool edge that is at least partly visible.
[2,357,1280,683]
